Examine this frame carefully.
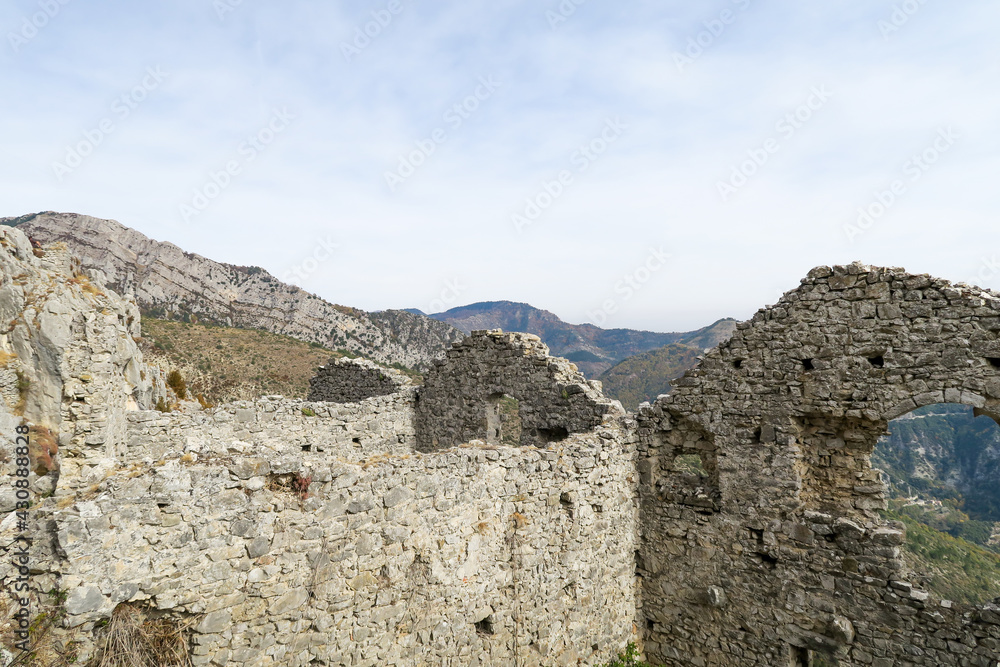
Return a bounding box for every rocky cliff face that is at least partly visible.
[0,226,167,507]
[13,212,463,370]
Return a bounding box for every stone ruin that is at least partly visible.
[415,330,624,450]
[307,357,411,403]
[0,231,999,666]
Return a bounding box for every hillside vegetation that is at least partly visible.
[139,317,344,404]
[887,507,1000,605]
[598,343,703,410]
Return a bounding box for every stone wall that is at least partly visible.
[636,263,1000,666]
[125,391,418,463]
[307,357,411,404]
[5,253,1000,666]
[26,395,637,666]
[415,330,625,451]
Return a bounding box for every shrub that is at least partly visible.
[27,425,59,476]
[301,407,316,417]
[166,370,187,400]
[598,643,662,667]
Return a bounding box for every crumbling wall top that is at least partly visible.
[415,329,624,450]
[307,356,411,403]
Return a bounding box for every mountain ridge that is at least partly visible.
[424,299,736,376]
[9,212,463,370]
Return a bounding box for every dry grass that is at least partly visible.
[68,273,103,296]
[91,604,193,667]
[28,425,58,476]
[139,317,341,404]
[0,350,17,367]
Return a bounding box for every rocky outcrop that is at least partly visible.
[0,226,167,506]
[14,212,463,370]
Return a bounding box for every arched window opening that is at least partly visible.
[873,403,1000,605]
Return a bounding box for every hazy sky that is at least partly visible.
[2,1,998,332]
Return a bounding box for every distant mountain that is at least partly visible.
[9,212,463,370]
[425,300,736,376]
[597,343,705,411]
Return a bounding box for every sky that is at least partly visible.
[1,0,998,333]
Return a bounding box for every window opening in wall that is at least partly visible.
[867,355,885,368]
[987,357,1000,369]
[872,402,1000,605]
[801,358,815,371]
[789,645,812,667]
[654,431,721,513]
[672,453,708,478]
[537,425,568,443]
[733,358,743,369]
[486,393,522,446]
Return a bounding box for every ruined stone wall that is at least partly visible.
[25,396,637,667]
[637,263,1000,666]
[415,330,624,450]
[124,391,418,463]
[307,357,411,404]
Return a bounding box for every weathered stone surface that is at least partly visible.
[636,261,1000,666]
[307,357,411,403]
[2,247,999,666]
[415,329,624,450]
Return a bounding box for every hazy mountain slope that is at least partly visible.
[11,212,463,369]
[425,300,736,376]
[597,343,704,411]
[874,404,1000,522]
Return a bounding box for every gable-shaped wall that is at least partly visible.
[638,263,1000,666]
[415,330,624,450]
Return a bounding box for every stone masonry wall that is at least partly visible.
[307,357,412,404]
[25,395,637,667]
[6,252,1000,667]
[637,263,1000,666]
[124,391,418,463]
[415,330,625,451]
